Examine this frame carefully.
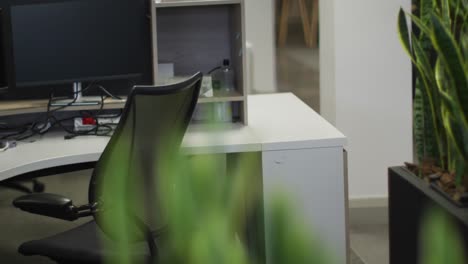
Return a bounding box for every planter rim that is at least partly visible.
[389,166,468,226]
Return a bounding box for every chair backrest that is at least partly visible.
[88,72,202,239]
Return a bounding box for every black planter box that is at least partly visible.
[388,167,468,264]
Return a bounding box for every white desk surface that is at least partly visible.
[248,93,346,150]
[0,93,346,181]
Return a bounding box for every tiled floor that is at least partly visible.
[349,207,389,264]
[0,171,91,264]
[0,173,383,264]
[350,223,389,264]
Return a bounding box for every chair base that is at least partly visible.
[19,220,153,264]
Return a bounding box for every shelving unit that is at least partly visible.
[198,90,244,104]
[0,0,249,124]
[151,0,248,124]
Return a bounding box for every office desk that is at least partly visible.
[0,93,348,263]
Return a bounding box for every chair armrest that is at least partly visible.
[13,193,95,221]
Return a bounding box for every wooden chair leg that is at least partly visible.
[278,0,291,47]
[310,0,319,48]
[298,0,312,48]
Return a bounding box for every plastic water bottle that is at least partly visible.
[211,59,235,92]
[211,59,235,123]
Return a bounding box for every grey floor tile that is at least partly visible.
[349,207,389,264]
[0,170,92,263]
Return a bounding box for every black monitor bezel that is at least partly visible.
[0,8,6,93]
[0,3,14,94]
[2,0,152,92]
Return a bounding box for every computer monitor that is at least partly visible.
[7,0,151,104]
[0,8,7,95]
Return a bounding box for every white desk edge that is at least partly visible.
[0,93,346,181]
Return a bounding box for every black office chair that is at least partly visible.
[13,73,203,264]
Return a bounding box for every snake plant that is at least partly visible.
[398,0,468,189]
[413,0,443,166]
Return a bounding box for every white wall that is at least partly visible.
[320,0,336,124]
[321,0,413,199]
[244,0,277,94]
[244,0,412,199]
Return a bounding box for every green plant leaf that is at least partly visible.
[454,155,466,186]
[414,86,426,163]
[439,0,452,26]
[435,59,468,129]
[412,34,446,166]
[450,0,464,34]
[398,9,413,58]
[420,0,435,25]
[267,195,334,264]
[461,28,468,65]
[421,208,467,264]
[430,14,468,118]
[414,81,441,163]
[442,106,466,168]
[408,12,433,36]
[412,34,438,95]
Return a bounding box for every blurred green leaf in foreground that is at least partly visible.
[158,150,335,264]
[421,207,467,264]
[100,135,335,264]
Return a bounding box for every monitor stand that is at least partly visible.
[50,82,101,107]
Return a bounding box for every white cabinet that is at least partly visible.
[262,147,348,264]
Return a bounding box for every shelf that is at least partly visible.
[154,0,241,8]
[198,90,244,103]
[156,77,245,103]
[0,98,126,117]
[0,91,245,116]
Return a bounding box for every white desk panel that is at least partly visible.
[248,93,346,151]
[0,123,260,182]
[0,132,106,181]
[0,93,346,180]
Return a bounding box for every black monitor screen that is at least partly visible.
[0,8,7,91]
[10,0,146,87]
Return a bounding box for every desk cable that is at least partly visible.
[0,84,122,141]
[0,141,8,152]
